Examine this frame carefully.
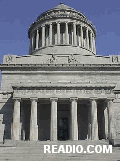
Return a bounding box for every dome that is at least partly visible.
[28,3,96,56]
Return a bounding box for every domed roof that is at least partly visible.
[50,3,78,12]
[37,3,87,21]
[28,3,96,39]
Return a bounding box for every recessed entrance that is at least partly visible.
[58,117,69,140]
[57,103,70,140]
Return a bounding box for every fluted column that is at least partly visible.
[70,97,78,140]
[12,98,21,140]
[30,98,38,141]
[36,29,39,49]
[50,97,58,141]
[49,23,52,45]
[57,22,60,44]
[42,25,45,47]
[65,22,69,44]
[73,23,77,46]
[80,25,83,47]
[107,99,114,139]
[90,98,98,140]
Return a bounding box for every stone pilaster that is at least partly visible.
[30,98,38,141]
[50,97,58,141]
[70,97,78,140]
[57,22,60,44]
[73,23,77,46]
[107,99,114,139]
[90,98,98,140]
[12,98,21,140]
[42,25,45,47]
[49,23,52,45]
[65,22,69,44]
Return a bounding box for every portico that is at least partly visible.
[12,85,115,141]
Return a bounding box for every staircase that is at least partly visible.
[0,140,120,161]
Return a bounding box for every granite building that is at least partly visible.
[0,3,120,144]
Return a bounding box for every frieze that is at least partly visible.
[105,90,111,94]
[14,88,113,96]
[94,90,102,94]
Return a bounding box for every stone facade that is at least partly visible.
[0,3,120,144]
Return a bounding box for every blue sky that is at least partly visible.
[0,0,120,63]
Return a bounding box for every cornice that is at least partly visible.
[12,83,116,89]
[1,64,120,71]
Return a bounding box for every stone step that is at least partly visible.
[0,140,119,161]
[3,139,109,147]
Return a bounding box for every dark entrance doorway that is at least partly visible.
[58,117,69,140]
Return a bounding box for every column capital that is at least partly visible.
[57,21,60,24]
[65,21,68,24]
[73,22,76,25]
[30,97,38,102]
[106,98,114,101]
[13,97,21,102]
[41,24,45,27]
[70,97,78,102]
[50,97,58,102]
[89,97,97,102]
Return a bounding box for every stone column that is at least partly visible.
[30,98,38,141]
[92,34,96,54]
[65,22,69,44]
[36,29,39,49]
[86,28,89,49]
[50,97,58,141]
[12,98,21,140]
[104,102,108,139]
[107,99,114,139]
[80,25,83,47]
[0,114,4,143]
[42,25,45,47]
[88,104,91,140]
[90,31,93,51]
[46,26,49,46]
[57,22,60,44]
[70,97,78,140]
[31,32,34,51]
[73,23,77,46]
[49,23,52,45]
[90,98,98,140]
